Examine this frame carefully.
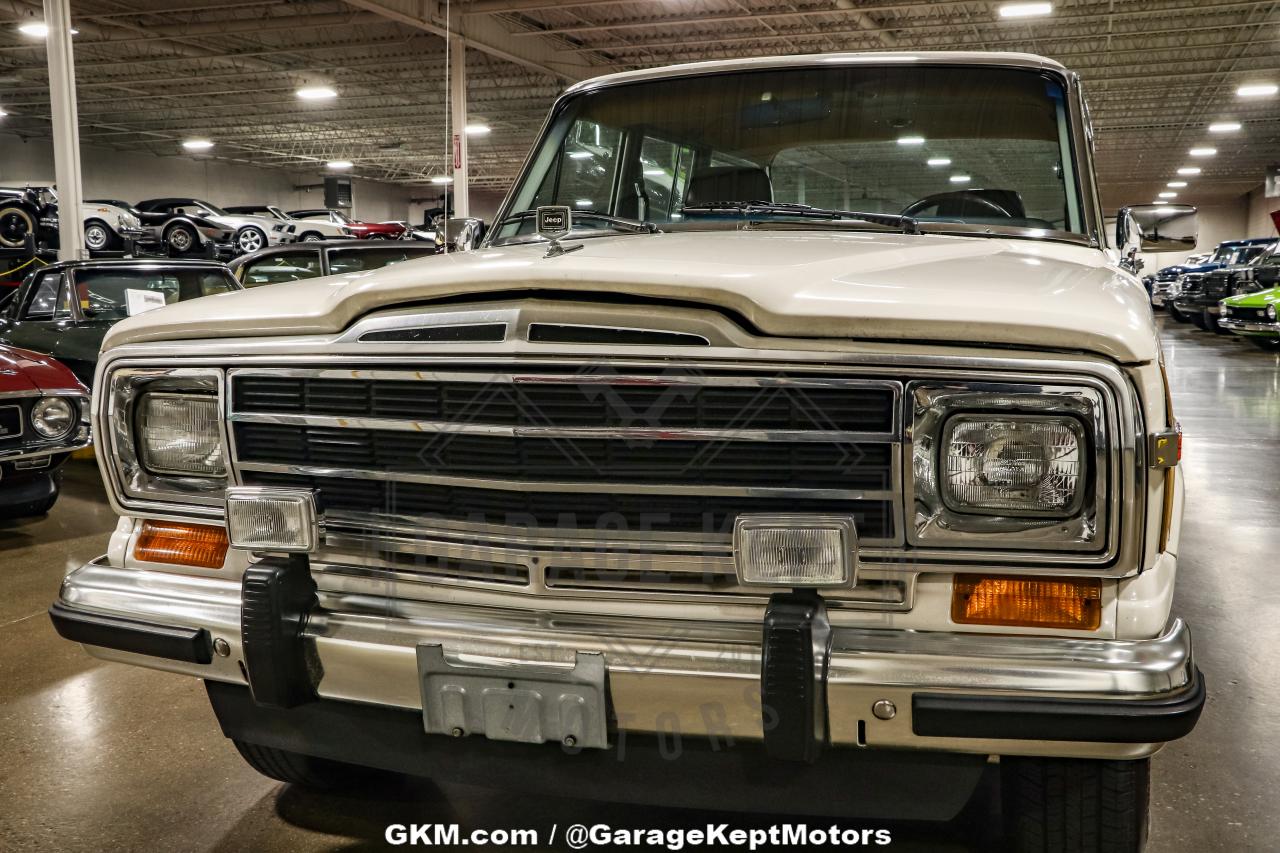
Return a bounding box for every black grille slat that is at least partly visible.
[235,423,893,490]
[243,472,894,539]
[234,376,895,433]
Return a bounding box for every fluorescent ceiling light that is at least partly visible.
[1158,192,1177,198]
[19,23,48,37]
[643,168,665,176]
[575,199,593,207]
[1167,181,1187,188]
[999,2,1053,18]
[0,108,7,117]
[464,123,491,136]
[926,157,951,166]
[1189,147,1216,157]
[568,150,593,159]
[897,135,926,145]
[429,175,453,184]
[326,160,353,170]
[1236,83,1278,98]
[949,174,971,184]
[296,86,337,100]
[182,139,214,151]
[1176,167,1201,176]
[1208,121,1241,133]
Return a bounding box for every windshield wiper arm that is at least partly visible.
[495,209,661,234]
[680,201,920,235]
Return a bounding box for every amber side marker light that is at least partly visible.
[134,520,229,569]
[951,575,1102,630]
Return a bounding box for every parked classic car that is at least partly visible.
[1146,252,1207,306]
[0,259,241,386]
[286,207,405,239]
[1220,284,1280,351]
[136,198,291,255]
[228,240,441,286]
[0,188,148,252]
[225,205,348,242]
[1166,237,1275,321]
[50,53,1201,852]
[0,343,90,517]
[1175,240,1280,332]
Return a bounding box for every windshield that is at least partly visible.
[194,200,229,216]
[494,64,1085,244]
[72,268,237,320]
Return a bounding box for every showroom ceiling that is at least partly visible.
[0,0,1276,207]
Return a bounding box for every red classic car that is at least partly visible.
[285,208,406,239]
[0,344,91,517]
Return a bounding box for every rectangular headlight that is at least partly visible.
[138,393,226,477]
[733,514,857,588]
[226,487,318,552]
[942,415,1086,517]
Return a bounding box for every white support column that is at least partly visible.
[450,41,470,218]
[44,0,86,261]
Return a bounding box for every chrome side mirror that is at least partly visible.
[444,217,485,252]
[1117,203,1198,253]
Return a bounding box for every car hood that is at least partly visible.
[218,213,278,230]
[1225,287,1280,308]
[0,344,85,394]
[101,230,1159,363]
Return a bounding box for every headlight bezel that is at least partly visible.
[105,366,229,513]
[906,382,1114,556]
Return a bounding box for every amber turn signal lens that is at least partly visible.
[134,520,229,569]
[951,574,1102,630]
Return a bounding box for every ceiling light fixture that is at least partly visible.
[1236,83,1278,98]
[897,135,926,145]
[1208,121,1241,133]
[326,160,353,170]
[464,123,491,136]
[430,175,453,184]
[949,174,972,184]
[182,139,214,151]
[1176,167,1201,176]
[296,86,337,100]
[1189,147,1216,157]
[1158,192,1177,198]
[926,157,951,166]
[998,2,1053,18]
[1167,181,1187,188]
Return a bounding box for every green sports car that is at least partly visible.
[1219,288,1280,351]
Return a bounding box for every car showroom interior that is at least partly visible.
[1,2,1277,852]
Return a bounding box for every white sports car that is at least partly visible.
[224,205,349,241]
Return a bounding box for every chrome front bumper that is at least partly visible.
[55,559,1201,759]
[1219,318,1279,334]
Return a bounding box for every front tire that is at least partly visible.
[1002,757,1149,853]
[232,739,377,790]
[83,219,118,252]
[1166,302,1189,322]
[1188,311,1207,330]
[164,223,198,255]
[0,204,36,249]
[298,231,324,242]
[236,227,266,254]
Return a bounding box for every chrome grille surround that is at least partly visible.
[93,299,1146,616]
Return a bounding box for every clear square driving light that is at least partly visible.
[733,514,858,588]
[225,487,318,552]
[942,415,1085,517]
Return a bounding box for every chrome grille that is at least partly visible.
[227,365,903,603]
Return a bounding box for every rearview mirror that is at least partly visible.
[1116,203,1198,253]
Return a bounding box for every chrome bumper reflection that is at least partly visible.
[1219,318,1280,333]
[59,559,1196,758]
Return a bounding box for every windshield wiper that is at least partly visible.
[496,209,661,235]
[680,201,920,235]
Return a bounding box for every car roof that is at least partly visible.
[1221,238,1277,247]
[564,51,1070,97]
[137,197,208,207]
[228,240,436,267]
[35,258,233,273]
